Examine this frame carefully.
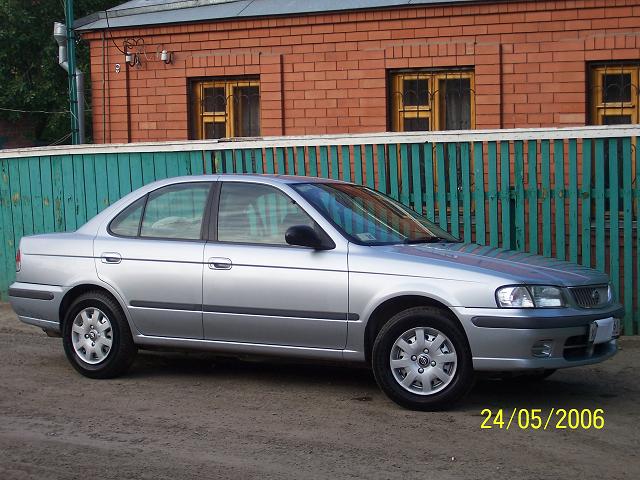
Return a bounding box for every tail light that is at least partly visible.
[16,249,21,272]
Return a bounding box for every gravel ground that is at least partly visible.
[0,302,638,480]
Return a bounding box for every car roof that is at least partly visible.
[171,173,349,185]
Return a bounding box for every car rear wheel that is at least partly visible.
[372,307,474,410]
[62,291,137,378]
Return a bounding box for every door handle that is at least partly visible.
[101,252,122,264]
[208,257,232,270]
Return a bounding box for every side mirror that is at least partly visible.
[285,225,335,250]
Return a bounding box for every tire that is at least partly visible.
[62,291,137,379]
[372,306,474,411]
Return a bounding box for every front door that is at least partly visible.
[202,181,349,349]
[95,182,212,339]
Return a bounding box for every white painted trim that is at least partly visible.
[1,125,639,159]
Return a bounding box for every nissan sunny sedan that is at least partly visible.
[9,175,623,410]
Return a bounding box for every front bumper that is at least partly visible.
[454,304,623,371]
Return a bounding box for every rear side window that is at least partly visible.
[141,184,211,240]
[109,197,145,237]
[108,183,211,240]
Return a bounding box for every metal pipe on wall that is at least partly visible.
[53,22,85,144]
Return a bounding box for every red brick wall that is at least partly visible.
[82,0,640,143]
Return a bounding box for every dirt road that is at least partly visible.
[0,303,638,479]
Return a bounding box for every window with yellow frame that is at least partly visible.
[390,70,475,132]
[191,78,260,139]
[590,64,639,126]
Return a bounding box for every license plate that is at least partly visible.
[588,321,598,342]
[589,317,617,344]
[612,318,621,338]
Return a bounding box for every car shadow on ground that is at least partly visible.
[128,350,626,411]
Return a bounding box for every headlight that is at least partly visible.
[496,285,565,308]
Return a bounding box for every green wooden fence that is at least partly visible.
[1,126,639,334]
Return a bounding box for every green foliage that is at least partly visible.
[0,0,120,144]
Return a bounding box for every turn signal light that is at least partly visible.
[16,249,21,272]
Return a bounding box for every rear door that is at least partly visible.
[95,182,212,339]
[202,181,349,349]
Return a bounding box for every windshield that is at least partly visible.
[292,183,459,246]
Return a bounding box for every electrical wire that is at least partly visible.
[0,107,70,115]
[48,132,72,146]
[104,9,126,54]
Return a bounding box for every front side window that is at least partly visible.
[191,78,260,139]
[390,70,475,132]
[108,183,211,240]
[292,183,458,246]
[217,183,316,245]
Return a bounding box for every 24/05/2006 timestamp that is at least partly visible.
[480,408,605,430]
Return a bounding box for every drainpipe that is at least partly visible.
[53,21,85,144]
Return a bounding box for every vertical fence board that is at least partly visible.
[424,143,435,221]
[460,143,472,243]
[365,145,375,188]
[541,140,552,257]
[553,140,566,260]
[411,144,422,214]
[527,140,538,255]
[500,141,511,249]
[353,145,363,185]
[473,142,485,245]
[513,141,525,251]
[330,146,339,179]
[61,155,76,231]
[0,159,14,300]
[622,138,633,334]
[39,157,55,231]
[72,155,87,227]
[265,148,275,174]
[377,145,387,194]
[400,144,410,206]
[608,139,620,301]
[104,154,120,207]
[28,157,44,234]
[448,143,460,238]
[319,146,329,178]
[436,143,448,230]
[581,140,592,266]
[568,139,578,264]
[636,142,640,334]
[308,147,317,177]
[17,158,33,236]
[594,139,605,272]
[487,142,499,247]
[341,146,351,182]
[82,155,98,220]
[296,146,305,175]
[141,153,155,185]
[389,145,399,200]
[286,147,295,175]
[117,153,132,198]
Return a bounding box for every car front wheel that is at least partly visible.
[62,291,137,378]
[372,307,474,410]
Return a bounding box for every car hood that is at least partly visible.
[372,242,610,287]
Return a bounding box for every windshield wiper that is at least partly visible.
[404,236,450,244]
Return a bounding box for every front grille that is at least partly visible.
[570,285,609,309]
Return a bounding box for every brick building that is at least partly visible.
[76,0,640,143]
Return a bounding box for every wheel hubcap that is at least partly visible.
[71,308,113,365]
[389,327,457,395]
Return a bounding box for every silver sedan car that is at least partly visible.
[8,175,622,410]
